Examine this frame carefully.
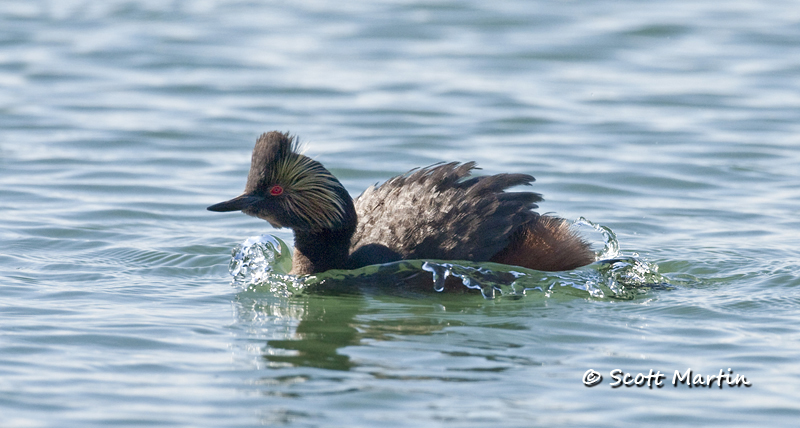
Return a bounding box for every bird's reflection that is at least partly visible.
[233,271,482,372]
[262,295,362,371]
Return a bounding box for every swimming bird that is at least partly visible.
[208,131,594,275]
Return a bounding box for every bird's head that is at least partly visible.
[207,131,354,233]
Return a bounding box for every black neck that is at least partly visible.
[290,189,357,275]
[290,228,354,275]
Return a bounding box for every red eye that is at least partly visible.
[269,185,284,196]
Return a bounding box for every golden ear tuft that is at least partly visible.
[273,151,348,231]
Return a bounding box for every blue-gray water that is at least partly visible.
[2,1,800,427]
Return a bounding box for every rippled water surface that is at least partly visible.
[2,1,800,427]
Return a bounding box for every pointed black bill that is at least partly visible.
[207,194,264,212]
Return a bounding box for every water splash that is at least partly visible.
[575,216,620,260]
[228,218,674,300]
[228,234,301,295]
[422,261,527,299]
[419,256,669,300]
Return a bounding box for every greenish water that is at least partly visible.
[2,1,800,427]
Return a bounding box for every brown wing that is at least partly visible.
[348,162,542,265]
[490,215,595,271]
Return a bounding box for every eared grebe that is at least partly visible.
[208,131,594,275]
